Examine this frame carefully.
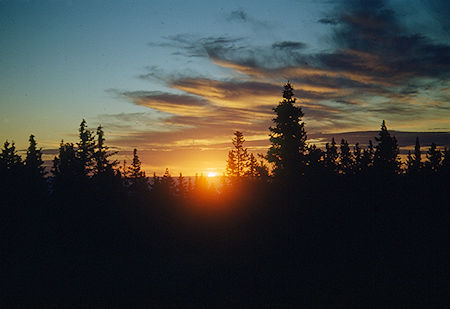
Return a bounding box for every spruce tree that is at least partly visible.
[324,138,338,174]
[267,82,307,178]
[226,131,248,177]
[406,137,422,174]
[128,149,145,179]
[176,172,186,197]
[0,141,23,172]
[0,141,24,203]
[425,143,442,172]
[52,141,85,196]
[339,139,353,175]
[52,141,82,178]
[246,153,259,177]
[161,168,175,192]
[24,135,46,196]
[373,120,401,174]
[306,145,324,175]
[152,172,160,191]
[77,119,95,176]
[256,160,270,178]
[226,150,237,177]
[361,140,374,173]
[353,143,362,174]
[0,141,23,191]
[93,125,117,176]
[125,148,148,192]
[25,135,45,177]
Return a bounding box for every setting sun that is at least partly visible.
[207,172,218,177]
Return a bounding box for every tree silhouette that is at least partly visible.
[0,140,23,173]
[324,138,338,174]
[176,172,186,197]
[52,141,86,196]
[161,168,175,193]
[306,145,324,175]
[425,143,442,172]
[373,121,400,174]
[246,153,259,177]
[339,138,353,175]
[406,137,422,174]
[127,148,148,193]
[256,159,270,178]
[361,140,374,173]
[24,135,45,177]
[226,150,237,177]
[267,82,307,178]
[24,135,46,197]
[53,141,83,178]
[77,119,96,176]
[353,143,362,174]
[93,125,117,176]
[194,173,208,192]
[0,141,23,201]
[227,131,248,178]
[128,149,145,179]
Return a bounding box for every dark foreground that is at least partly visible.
[1,175,448,307]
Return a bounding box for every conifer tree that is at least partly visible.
[152,172,160,191]
[0,141,24,200]
[441,148,449,174]
[194,173,208,191]
[267,82,307,178]
[52,141,85,192]
[226,150,237,177]
[77,119,95,176]
[161,168,175,192]
[127,148,148,193]
[176,172,186,197]
[226,131,248,177]
[339,139,353,174]
[324,138,338,174]
[256,160,270,178]
[246,153,259,177]
[128,149,145,179]
[93,125,117,176]
[25,135,45,178]
[353,143,362,174]
[360,140,374,172]
[24,135,47,196]
[373,120,401,174]
[425,143,442,172]
[0,141,23,172]
[306,145,324,174]
[406,137,422,174]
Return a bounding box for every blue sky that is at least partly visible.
[1,0,449,174]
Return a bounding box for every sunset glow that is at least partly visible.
[0,0,449,176]
[1,1,448,306]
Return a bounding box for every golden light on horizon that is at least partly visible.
[207,172,218,178]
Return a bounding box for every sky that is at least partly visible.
[1,0,449,175]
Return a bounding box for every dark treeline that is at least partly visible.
[1,83,448,306]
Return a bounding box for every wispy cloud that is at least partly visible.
[225,8,272,31]
[107,0,450,160]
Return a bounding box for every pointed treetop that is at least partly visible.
[283,82,294,100]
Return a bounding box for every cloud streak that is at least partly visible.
[105,1,449,173]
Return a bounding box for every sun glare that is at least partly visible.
[207,172,217,178]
